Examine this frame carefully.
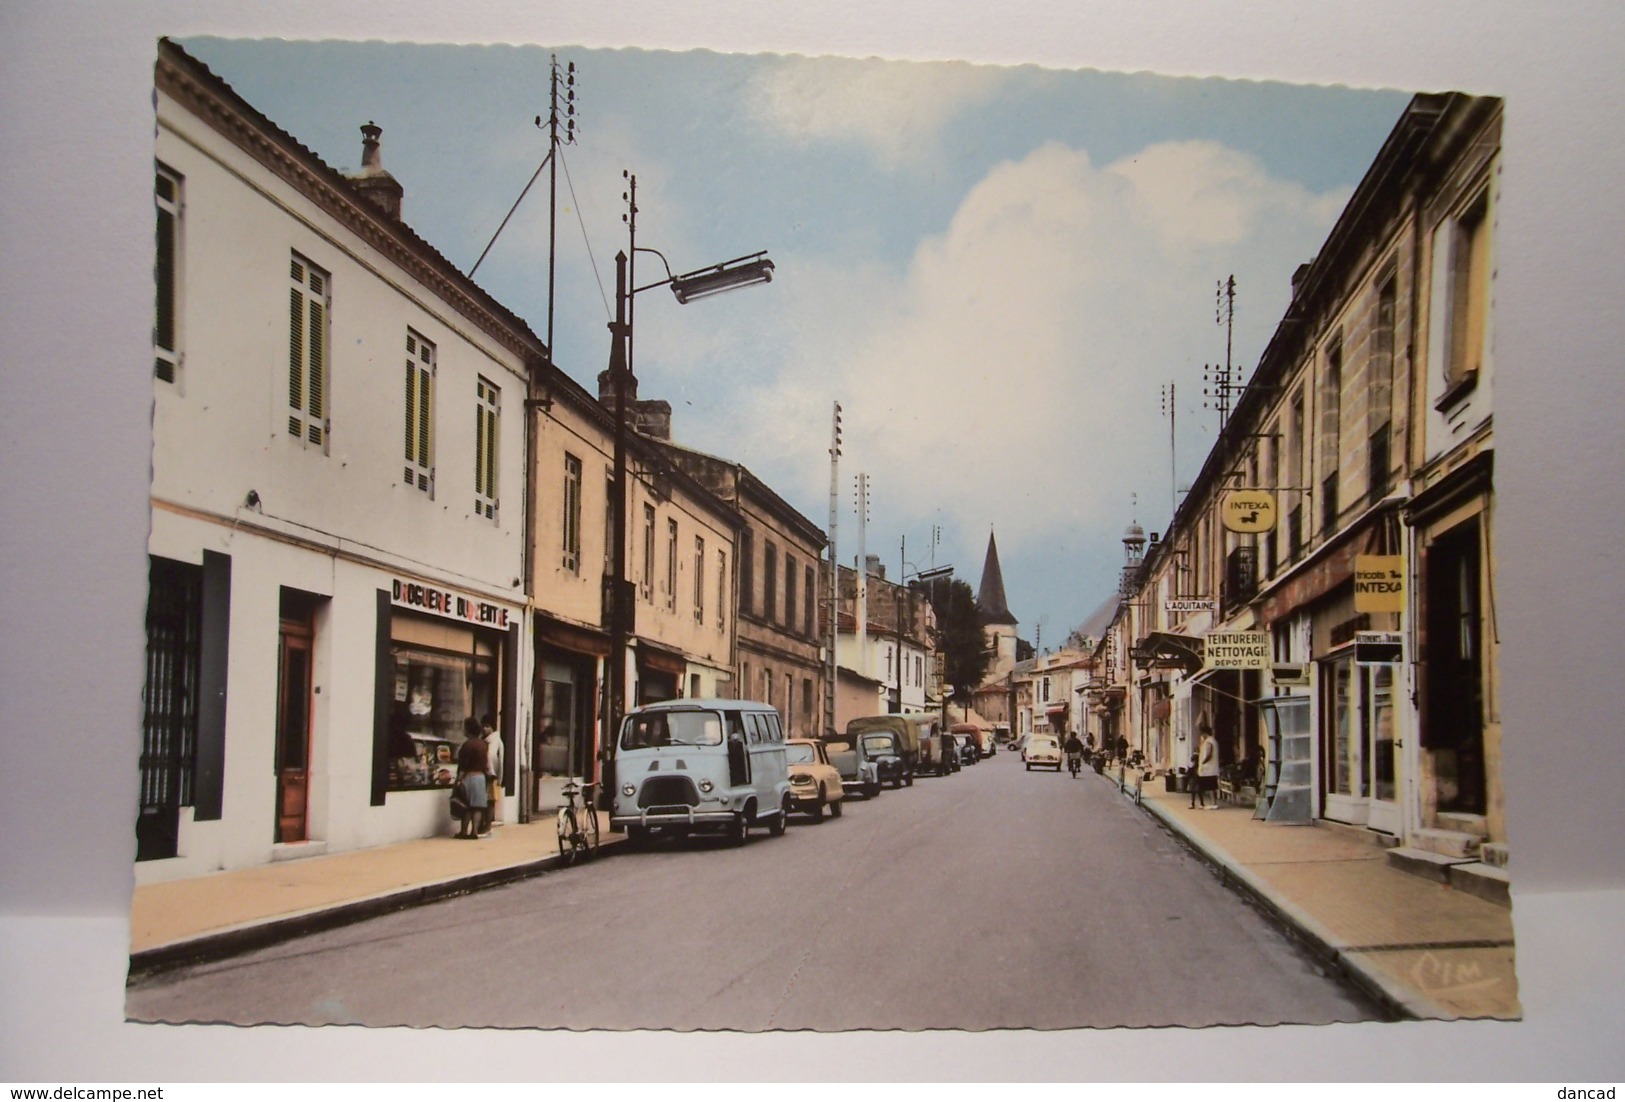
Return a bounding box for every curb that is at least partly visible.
[127,838,630,983]
[1097,770,1449,1022]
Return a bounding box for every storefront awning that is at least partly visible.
[1129,631,1204,674]
[535,616,611,658]
[635,642,688,676]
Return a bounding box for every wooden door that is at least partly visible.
[275,619,314,843]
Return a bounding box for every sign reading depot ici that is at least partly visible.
[1220,489,1277,533]
[1204,631,1270,670]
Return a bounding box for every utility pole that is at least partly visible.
[1203,274,1238,432]
[1161,382,1177,518]
[854,473,870,687]
[825,402,841,736]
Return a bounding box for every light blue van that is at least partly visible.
[611,698,793,845]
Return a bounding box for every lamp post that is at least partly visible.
[600,172,774,798]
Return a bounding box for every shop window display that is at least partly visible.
[387,645,495,790]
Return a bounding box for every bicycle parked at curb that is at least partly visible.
[555,779,599,866]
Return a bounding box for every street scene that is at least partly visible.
[131,37,1514,1029]
[129,750,1389,1030]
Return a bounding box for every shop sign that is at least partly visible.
[1220,489,1277,533]
[1166,598,1216,613]
[391,577,512,629]
[1354,555,1406,613]
[1354,630,1404,665]
[1203,631,1270,670]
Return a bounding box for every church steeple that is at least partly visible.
[976,530,1018,626]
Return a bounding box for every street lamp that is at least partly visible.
[600,172,774,801]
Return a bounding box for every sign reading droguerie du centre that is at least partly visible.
[392,577,512,629]
[1203,631,1270,670]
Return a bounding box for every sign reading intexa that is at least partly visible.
[1220,490,1277,533]
[1353,555,1406,613]
[391,577,512,629]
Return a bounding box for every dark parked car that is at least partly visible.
[823,734,884,799]
[853,729,912,788]
[958,735,980,767]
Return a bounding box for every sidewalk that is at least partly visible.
[1102,765,1520,1021]
[128,813,621,978]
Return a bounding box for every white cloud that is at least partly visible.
[712,138,1345,587]
[745,55,1005,170]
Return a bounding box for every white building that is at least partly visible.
[139,41,536,880]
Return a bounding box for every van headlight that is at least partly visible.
[621,783,636,797]
[698,779,715,793]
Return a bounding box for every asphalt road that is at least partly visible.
[126,750,1384,1030]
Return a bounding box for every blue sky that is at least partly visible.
[180,36,1411,643]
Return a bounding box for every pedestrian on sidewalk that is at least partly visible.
[1188,744,1202,808]
[1196,721,1220,810]
[482,713,503,833]
[455,717,490,839]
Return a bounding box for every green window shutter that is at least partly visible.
[306,298,326,443]
[287,286,305,437]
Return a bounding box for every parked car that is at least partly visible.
[854,729,912,788]
[951,723,992,760]
[785,738,845,820]
[956,734,979,766]
[822,734,884,798]
[1023,734,1063,771]
[610,698,792,845]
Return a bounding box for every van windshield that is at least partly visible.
[620,710,723,751]
[861,735,895,755]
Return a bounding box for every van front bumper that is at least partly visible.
[611,806,738,831]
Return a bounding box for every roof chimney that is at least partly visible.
[348,121,404,221]
[1291,261,1313,300]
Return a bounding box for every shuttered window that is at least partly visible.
[287,254,330,449]
[154,166,181,383]
[475,377,500,520]
[666,519,679,609]
[404,331,435,494]
[694,536,706,622]
[562,453,582,570]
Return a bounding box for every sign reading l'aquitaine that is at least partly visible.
[1204,631,1270,670]
[1220,489,1277,533]
[1353,555,1406,613]
[1166,598,1216,613]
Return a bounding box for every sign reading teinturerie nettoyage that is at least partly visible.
[1353,555,1406,613]
[1220,489,1277,533]
[391,577,512,628]
[1203,631,1270,670]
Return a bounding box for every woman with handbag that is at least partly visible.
[454,716,490,839]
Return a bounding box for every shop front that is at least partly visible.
[1312,591,1403,835]
[635,641,686,705]
[532,616,607,814]
[1406,452,1498,842]
[376,577,521,831]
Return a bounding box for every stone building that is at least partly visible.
[1108,93,1506,881]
